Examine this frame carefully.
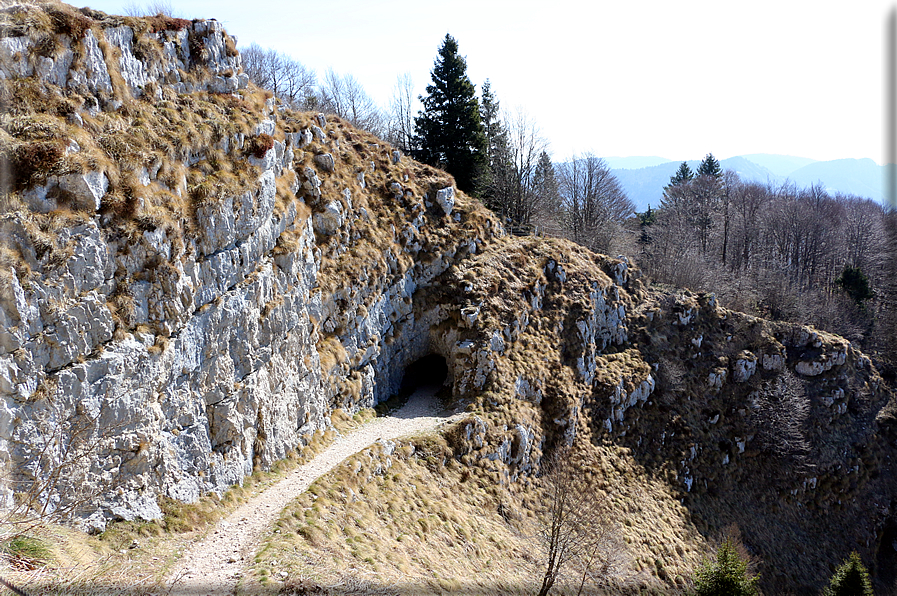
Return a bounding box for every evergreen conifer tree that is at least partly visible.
[638,206,656,245]
[824,552,873,596]
[531,151,561,231]
[413,34,488,195]
[669,161,695,187]
[691,538,759,596]
[697,153,723,178]
[478,79,510,208]
[836,266,875,306]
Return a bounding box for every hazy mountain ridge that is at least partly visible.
[787,158,883,200]
[601,156,673,170]
[612,153,886,212]
[739,153,818,177]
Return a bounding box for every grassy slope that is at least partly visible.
[243,433,707,595]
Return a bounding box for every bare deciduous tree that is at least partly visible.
[123,0,175,16]
[502,108,548,230]
[318,69,384,137]
[749,369,812,476]
[839,194,885,274]
[476,87,550,232]
[557,154,634,254]
[385,73,417,154]
[240,43,316,110]
[729,179,770,272]
[2,399,116,541]
[537,449,619,596]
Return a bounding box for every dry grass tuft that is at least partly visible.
[223,33,237,57]
[44,2,94,39]
[10,139,64,189]
[142,13,191,33]
[0,3,53,38]
[245,133,274,159]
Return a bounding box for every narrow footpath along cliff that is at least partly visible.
[0,3,895,592]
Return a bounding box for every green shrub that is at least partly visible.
[836,266,874,306]
[823,552,873,596]
[692,537,759,596]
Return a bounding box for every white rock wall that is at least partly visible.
[0,16,483,529]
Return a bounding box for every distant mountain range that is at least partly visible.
[605,154,887,212]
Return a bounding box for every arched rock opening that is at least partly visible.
[399,353,449,396]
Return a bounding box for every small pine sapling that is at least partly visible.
[823,552,873,596]
[691,535,759,596]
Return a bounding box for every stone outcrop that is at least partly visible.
[0,4,499,530]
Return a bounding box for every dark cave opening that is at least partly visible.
[399,353,449,396]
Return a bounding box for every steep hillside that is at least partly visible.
[0,0,501,531]
[0,3,895,593]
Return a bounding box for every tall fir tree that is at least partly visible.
[477,79,510,208]
[531,150,561,232]
[697,152,723,178]
[413,34,488,195]
[669,161,695,187]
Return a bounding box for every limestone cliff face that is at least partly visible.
[0,3,507,530]
[1,4,895,591]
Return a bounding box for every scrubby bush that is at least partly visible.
[245,133,274,159]
[823,552,872,596]
[835,266,874,307]
[12,140,64,189]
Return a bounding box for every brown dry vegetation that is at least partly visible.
[0,83,267,263]
[410,230,895,593]
[248,434,705,595]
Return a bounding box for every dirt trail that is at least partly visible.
[164,386,463,595]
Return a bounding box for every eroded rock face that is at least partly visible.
[435,186,454,216]
[0,8,498,530]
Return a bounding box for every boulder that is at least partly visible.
[314,153,335,172]
[313,201,343,236]
[435,186,455,215]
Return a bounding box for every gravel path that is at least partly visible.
[164,386,463,595]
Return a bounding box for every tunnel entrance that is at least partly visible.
[399,353,449,397]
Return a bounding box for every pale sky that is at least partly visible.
[87,0,893,164]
